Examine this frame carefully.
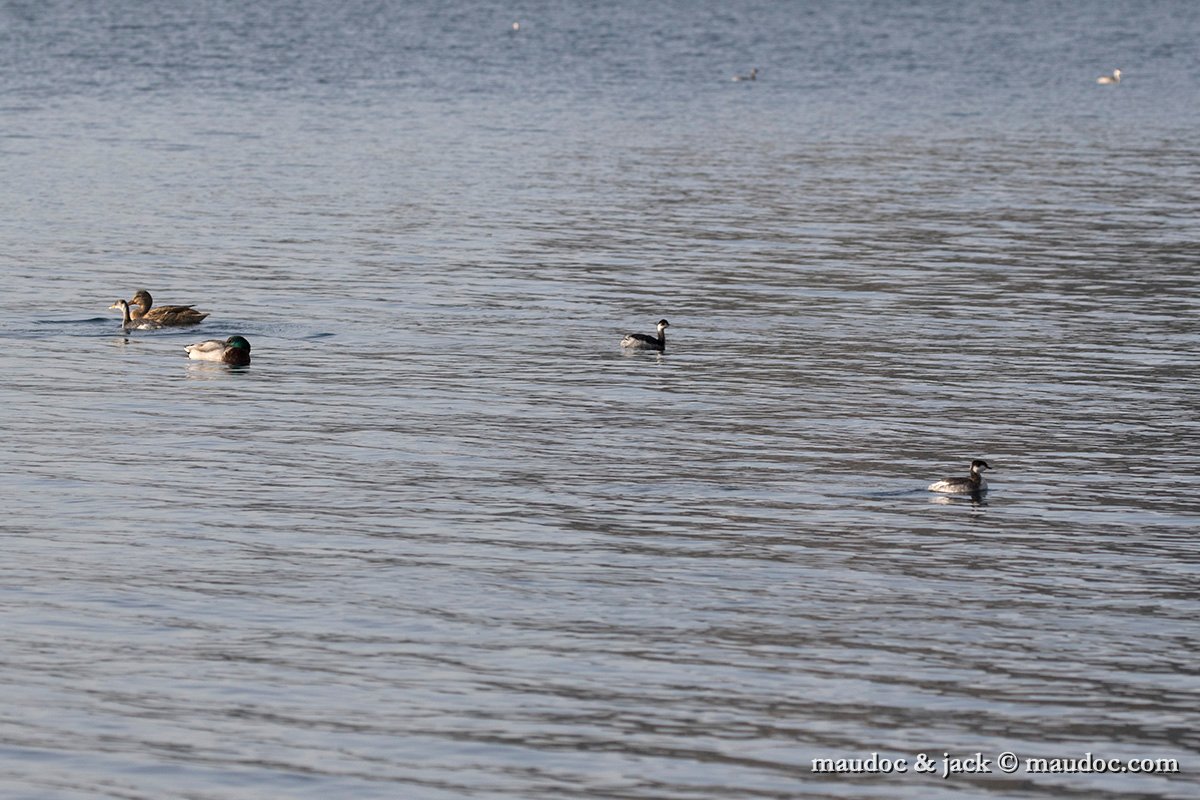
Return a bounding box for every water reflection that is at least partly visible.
[928,493,988,507]
[183,360,252,379]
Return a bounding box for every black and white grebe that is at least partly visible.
[928,459,992,494]
[109,298,161,331]
[620,319,669,352]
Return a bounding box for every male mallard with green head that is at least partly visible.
[128,289,209,326]
[185,335,251,366]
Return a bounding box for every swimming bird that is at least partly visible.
[185,335,251,366]
[109,299,161,330]
[620,319,669,352]
[733,67,758,82]
[127,289,209,326]
[928,459,992,495]
[1096,68,1121,85]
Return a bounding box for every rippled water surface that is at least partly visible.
[1,1,1198,798]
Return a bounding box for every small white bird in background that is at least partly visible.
[511,21,520,33]
[1097,68,1122,85]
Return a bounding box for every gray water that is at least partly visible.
[1,1,1198,798]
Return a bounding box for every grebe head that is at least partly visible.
[970,459,992,473]
[110,298,134,328]
[657,319,670,331]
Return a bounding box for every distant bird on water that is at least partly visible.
[733,67,758,82]
[511,21,520,32]
[620,319,670,352]
[1096,68,1121,85]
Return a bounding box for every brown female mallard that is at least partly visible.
[127,289,209,326]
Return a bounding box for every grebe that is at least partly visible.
[185,335,251,366]
[620,319,669,351]
[110,299,161,330]
[127,289,209,326]
[733,67,758,82]
[1096,69,1121,85]
[928,459,992,494]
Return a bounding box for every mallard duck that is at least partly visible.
[185,335,251,366]
[928,459,992,495]
[620,319,669,352]
[128,289,209,326]
[109,299,162,330]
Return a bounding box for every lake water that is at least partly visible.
[1,1,1198,798]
